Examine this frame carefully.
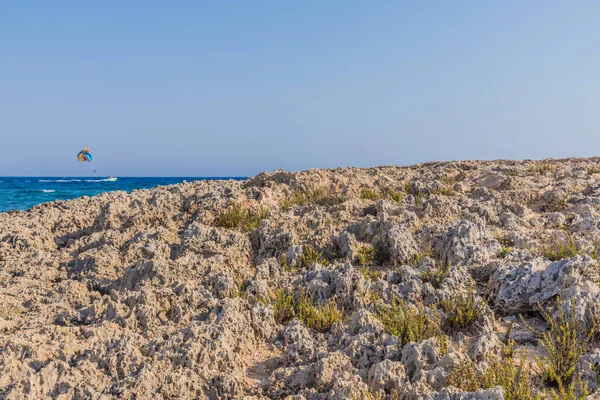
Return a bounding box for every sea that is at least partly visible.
[0,177,246,213]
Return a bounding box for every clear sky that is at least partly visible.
[1,2,599,176]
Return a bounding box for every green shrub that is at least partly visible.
[356,244,375,266]
[216,203,269,232]
[373,297,440,347]
[290,186,345,207]
[530,163,556,175]
[440,288,484,331]
[300,244,329,268]
[407,244,434,266]
[546,376,589,400]
[540,236,578,261]
[278,254,296,273]
[523,298,593,387]
[446,345,538,400]
[273,289,343,332]
[279,198,292,211]
[498,247,512,258]
[297,291,343,333]
[446,358,481,393]
[359,266,382,282]
[273,289,296,324]
[419,261,450,289]
[360,187,380,200]
[386,189,404,203]
[441,172,466,185]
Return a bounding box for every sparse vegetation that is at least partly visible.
[530,163,556,175]
[279,197,292,211]
[359,266,382,282]
[440,288,484,331]
[273,289,343,332]
[278,253,296,273]
[447,344,539,400]
[290,186,345,207]
[522,298,593,388]
[360,187,379,200]
[431,186,456,196]
[446,358,480,392]
[539,236,578,261]
[229,280,247,299]
[419,261,450,289]
[300,244,329,268]
[498,247,512,258]
[359,187,404,203]
[216,203,269,232]
[546,376,589,400]
[355,244,375,266]
[297,291,344,333]
[373,296,440,347]
[441,171,466,185]
[273,289,296,324]
[407,243,434,267]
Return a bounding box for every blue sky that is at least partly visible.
[1,2,599,176]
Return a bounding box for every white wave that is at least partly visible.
[42,189,56,193]
[85,179,103,182]
[38,179,81,183]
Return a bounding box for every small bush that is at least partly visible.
[297,291,343,333]
[540,236,578,261]
[441,172,466,185]
[279,198,292,211]
[300,244,329,268]
[530,163,556,175]
[278,254,296,273]
[523,298,593,387]
[447,344,538,400]
[446,358,481,393]
[273,289,343,332]
[373,297,440,347]
[546,376,589,400]
[498,247,512,258]
[290,186,345,207]
[386,189,404,203]
[216,203,269,232]
[360,187,380,200]
[432,186,456,196]
[273,289,296,324]
[407,244,434,266]
[419,261,450,289]
[440,288,484,331]
[356,244,375,266]
[359,266,382,282]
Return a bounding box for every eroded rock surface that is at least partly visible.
[2,159,600,399]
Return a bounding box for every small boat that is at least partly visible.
[104,176,117,182]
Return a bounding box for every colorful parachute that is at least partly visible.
[77,148,93,162]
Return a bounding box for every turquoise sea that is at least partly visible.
[0,177,246,213]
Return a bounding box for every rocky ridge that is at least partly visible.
[2,159,600,399]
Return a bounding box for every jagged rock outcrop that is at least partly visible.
[3,158,600,399]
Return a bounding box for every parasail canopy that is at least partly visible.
[77,148,92,162]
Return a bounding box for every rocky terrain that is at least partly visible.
[3,159,600,399]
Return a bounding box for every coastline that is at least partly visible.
[2,158,600,398]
